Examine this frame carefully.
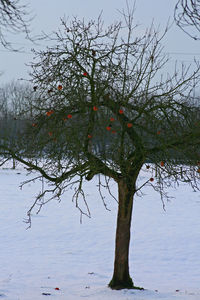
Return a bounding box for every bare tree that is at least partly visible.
[0,9,200,290]
[0,80,35,117]
[0,0,31,49]
[174,0,200,40]
[0,80,35,167]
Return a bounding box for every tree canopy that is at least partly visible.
[1,10,200,219]
[0,0,31,49]
[174,0,200,40]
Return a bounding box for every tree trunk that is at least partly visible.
[12,158,16,169]
[109,178,140,290]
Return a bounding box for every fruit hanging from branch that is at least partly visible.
[93,106,98,111]
[46,110,54,117]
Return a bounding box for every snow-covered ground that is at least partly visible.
[0,163,200,300]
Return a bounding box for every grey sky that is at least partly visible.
[0,0,199,85]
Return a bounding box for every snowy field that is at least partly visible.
[0,163,200,300]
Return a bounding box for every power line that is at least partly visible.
[0,38,200,56]
[0,46,199,60]
[165,52,200,55]
[0,49,31,54]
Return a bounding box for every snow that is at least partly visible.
[0,164,200,300]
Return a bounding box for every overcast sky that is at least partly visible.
[0,0,199,86]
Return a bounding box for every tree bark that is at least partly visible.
[109,178,141,290]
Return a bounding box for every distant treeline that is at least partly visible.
[0,115,199,165]
[0,80,200,165]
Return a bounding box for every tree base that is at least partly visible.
[108,276,144,290]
